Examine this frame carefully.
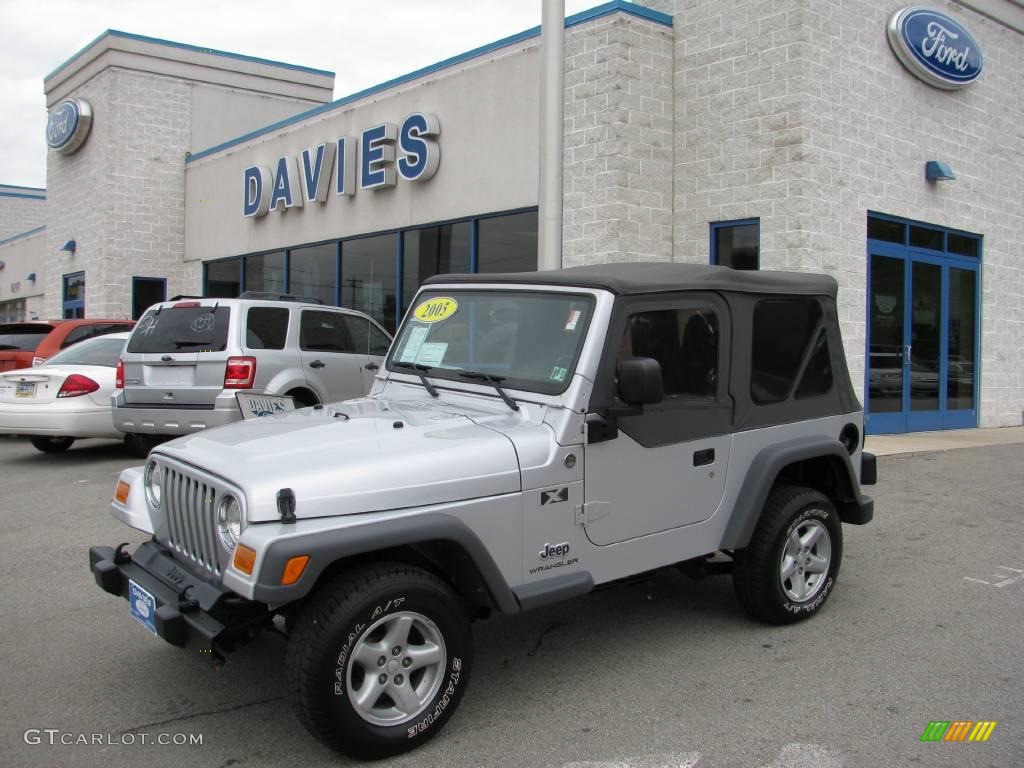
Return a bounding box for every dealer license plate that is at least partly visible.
[15,382,36,398]
[236,393,295,420]
[128,580,158,636]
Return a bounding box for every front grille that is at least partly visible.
[162,465,222,575]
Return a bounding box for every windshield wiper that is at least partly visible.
[456,371,520,412]
[391,361,438,398]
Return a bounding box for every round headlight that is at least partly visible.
[217,494,243,550]
[144,461,162,509]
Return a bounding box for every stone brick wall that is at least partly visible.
[562,11,674,266]
[663,0,1022,426]
[0,194,47,241]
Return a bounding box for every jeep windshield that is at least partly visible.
[386,290,595,395]
[126,305,229,354]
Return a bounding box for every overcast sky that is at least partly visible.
[0,0,595,189]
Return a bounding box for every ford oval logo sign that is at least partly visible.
[887,7,983,90]
[46,98,93,154]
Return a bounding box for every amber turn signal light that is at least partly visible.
[281,555,310,586]
[114,481,131,504]
[233,545,257,575]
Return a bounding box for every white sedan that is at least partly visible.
[0,331,130,453]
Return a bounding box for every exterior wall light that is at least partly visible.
[60,239,77,254]
[925,161,956,181]
[27,273,37,282]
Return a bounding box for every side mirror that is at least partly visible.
[617,357,663,405]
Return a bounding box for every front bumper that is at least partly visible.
[89,540,271,656]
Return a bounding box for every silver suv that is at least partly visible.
[113,293,391,455]
[91,264,876,758]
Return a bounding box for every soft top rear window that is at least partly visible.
[126,306,229,354]
[0,324,54,351]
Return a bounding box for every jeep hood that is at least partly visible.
[155,398,522,522]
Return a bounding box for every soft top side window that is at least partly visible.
[618,308,719,399]
[750,298,828,404]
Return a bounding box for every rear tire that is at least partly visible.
[286,563,472,759]
[732,485,843,625]
[30,437,74,453]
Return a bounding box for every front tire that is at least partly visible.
[733,485,843,625]
[286,563,472,759]
[30,437,74,453]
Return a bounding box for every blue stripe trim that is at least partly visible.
[46,29,335,83]
[0,225,47,247]
[0,191,47,200]
[186,1,672,164]
[0,184,46,193]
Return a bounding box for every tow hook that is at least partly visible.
[178,585,199,613]
[113,542,132,565]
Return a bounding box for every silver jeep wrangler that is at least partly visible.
[91,263,875,759]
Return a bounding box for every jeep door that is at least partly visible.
[583,294,732,546]
[297,309,368,403]
[339,313,391,391]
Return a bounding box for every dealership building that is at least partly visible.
[1,0,1021,434]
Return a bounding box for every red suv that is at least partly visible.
[0,320,135,372]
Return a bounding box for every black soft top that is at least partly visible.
[425,262,837,297]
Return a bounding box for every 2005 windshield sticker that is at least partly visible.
[550,366,568,383]
[413,296,458,324]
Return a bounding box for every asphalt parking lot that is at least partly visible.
[2,436,1022,768]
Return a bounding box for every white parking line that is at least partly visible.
[765,743,845,768]
[964,565,1024,589]
[562,754,702,768]
[560,744,844,768]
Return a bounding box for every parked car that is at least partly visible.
[91,264,875,758]
[0,331,131,452]
[113,293,392,456]
[0,319,135,372]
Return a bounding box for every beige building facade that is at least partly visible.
[2,1,1021,433]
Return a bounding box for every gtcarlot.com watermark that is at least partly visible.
[24,729,203,747]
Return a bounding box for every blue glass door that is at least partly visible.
[866,236,980,434]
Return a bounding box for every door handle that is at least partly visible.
[693,448,715,467]
[309,360,326,369]
[365,362,380,371]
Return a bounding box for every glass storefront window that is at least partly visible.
[245,251,286,294]
[341,234,397,332]
[402,223,471,318]
[205,258,241,298]
[867,216,905,244]
[477,211,538,273]
[947,269,977,411]
[711,219,759,270]
[290,243,337,305]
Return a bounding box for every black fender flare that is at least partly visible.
[720,436,873,550]
[252,512,520,614]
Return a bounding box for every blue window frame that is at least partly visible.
[865,212,982,435]
[711,218,759,270]
[62,271,85,319]
[204,207,537,330]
